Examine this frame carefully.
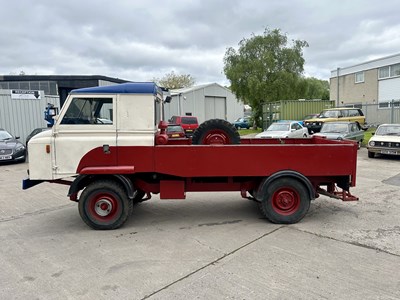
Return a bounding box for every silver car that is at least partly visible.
[314,121,365,149]
[256,121,309,138]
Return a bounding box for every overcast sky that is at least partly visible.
[1,0,400,85]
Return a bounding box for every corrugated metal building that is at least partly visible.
[0,89,59,144]
[164,83,244,123]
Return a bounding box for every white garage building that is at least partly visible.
[164,83,245,124]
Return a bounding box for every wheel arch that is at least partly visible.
[68,174,135,200]
[255,170,315,202]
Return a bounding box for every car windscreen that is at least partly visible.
[376,125,400,136]
[0,130,13,140]
[181,117,198,124]
[268,124,289,131]
[321,123,348,133]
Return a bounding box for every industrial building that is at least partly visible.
[165,83,244,124]
[330,53,400,108]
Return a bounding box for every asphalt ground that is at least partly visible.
[0,148,399,299]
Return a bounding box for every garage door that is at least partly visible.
[205,96,226,120]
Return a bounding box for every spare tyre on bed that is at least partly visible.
[191,119,241,145]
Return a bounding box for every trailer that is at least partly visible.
[23,83,358,230]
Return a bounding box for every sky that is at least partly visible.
[1,0,400,86]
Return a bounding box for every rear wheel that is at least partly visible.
[79,180,132,230]
[260,178,310,224]
[192,119,240,145]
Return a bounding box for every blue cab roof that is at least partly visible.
[70,82,160,95]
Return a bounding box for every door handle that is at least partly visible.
[103,144,110,154]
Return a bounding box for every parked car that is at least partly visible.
[299,113,320,126]
[233,117,250,129]
[0,128,26,163]
[303,108,366,134]
[26,127,49,146]
[367,124,400,158]
[166,124,185,139]
[255,121,309,138]
[314,121,365,149]
[169,116,199,137]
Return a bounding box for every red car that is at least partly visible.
[169,116,199,137]
[166,124,185,138]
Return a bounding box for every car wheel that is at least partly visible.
[79,180,132,230]
[192,119,240,145]
[368,151,375,158]
[259,178,311,224]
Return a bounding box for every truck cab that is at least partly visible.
[28,82,164,180]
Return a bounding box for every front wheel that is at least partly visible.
[79,180,132,230]
[368,151,375,158]
[260,178,310,224]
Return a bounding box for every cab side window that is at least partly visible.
[61,98,113,125]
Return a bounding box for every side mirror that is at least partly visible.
[164,96,172,103]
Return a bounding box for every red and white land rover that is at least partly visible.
[23,82,359,230]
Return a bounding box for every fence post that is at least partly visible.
[391,99,394,124]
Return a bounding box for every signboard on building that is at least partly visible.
[11,90,41,100]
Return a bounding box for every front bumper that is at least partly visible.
[367,147,400,156]
[304,123,323,134]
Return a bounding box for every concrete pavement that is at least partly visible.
[0,148,399,299]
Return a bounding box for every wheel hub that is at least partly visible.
[272,189,300,215]
[95,199,113,216]
[203,130,230,145]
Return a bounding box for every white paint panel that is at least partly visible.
[205,96,226,120]
[117,94,156,147]
[378,77,400,102]
[53,94,117,176]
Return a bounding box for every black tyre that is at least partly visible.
[79,180,132,230]
[260,178,310,224]
[192,119,240,145]
[368,151,375,158]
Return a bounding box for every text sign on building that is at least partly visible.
[11,90,41,100]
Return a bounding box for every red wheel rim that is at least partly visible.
[271,188,300,215]
[88,193,119,221]
[202,130,231,145]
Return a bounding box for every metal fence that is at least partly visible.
[346,101,400,127]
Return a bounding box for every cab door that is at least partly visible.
[53,95,117,177]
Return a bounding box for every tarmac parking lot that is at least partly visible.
[0,148,399,299]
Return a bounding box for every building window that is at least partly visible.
[379,66,390,79]
[390,64,400,77]
[355,71,364,83]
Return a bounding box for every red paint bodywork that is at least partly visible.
[76,136,358,200]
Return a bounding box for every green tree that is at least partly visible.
[301,77,330,100]
[223,28,308,126]
[153,71,195,89]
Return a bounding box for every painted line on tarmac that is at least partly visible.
[0,203,74,222]
[141,225,284,300]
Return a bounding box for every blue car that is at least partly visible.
[233,117,250,129]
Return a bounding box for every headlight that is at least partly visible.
[15,145,25,152]
[369,141,375,146]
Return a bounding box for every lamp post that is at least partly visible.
[336,67,340,107]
